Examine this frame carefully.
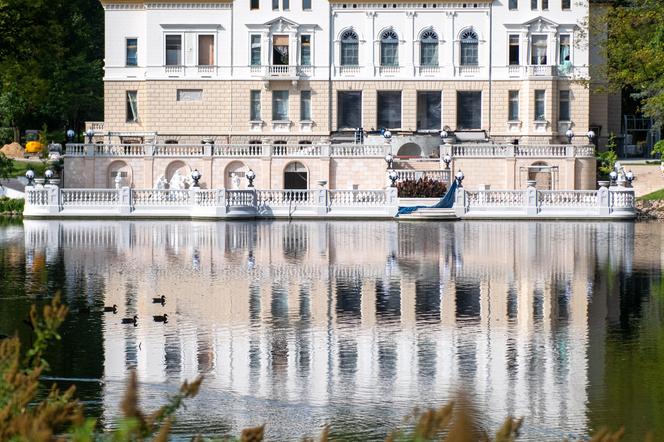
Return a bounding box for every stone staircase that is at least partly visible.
[398,208,458,220]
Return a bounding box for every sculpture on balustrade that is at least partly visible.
[231,173,241,190]
[155,175,167,190]
[169,171,187,190]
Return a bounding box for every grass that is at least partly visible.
[638,188,664,201]
[0,196,24,214]
[9,159,48,178]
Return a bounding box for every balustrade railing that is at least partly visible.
[610,190,635,208]
[329,144,385,157]
[65,144,86,156]
[153,144,205,156]
[538,190,598,207]
[257,189,317,207]
[95,144,145,156]
[132,189,190,206]
[272,144,321,156]
[396,170,451,183]
[61,189,119,206]
[214,144,263,157]
[26,189,49,206]
[442,143,595,158]
[329,190,387,207]
[465,190,526,207]
[226,190,256,206]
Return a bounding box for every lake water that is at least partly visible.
[0,219,663,441]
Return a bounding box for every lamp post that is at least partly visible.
[246,169,256,188]
[44,169,54,185]
[86,129,95,144]
[455,169,465,187]
[625,170,635,187]
[609,170,618,186]
[443,154,452,170]
[388,169,399,187]
[25,170,35,187]
[587,130,596,145]
[66,129,75,143]
[565,128,574,144]
[384,153,394,170]
[190,169,202,188]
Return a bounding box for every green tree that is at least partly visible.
[604,0,664,127]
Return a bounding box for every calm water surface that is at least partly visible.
[0,219,663,441]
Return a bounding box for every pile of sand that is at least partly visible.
[0,143,24,159]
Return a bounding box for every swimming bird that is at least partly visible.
[103,304,118,314]
[152,295,166,305]
[153,314,168,323]
[121,315,138,326]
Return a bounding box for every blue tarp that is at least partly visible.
[397,180,458,216]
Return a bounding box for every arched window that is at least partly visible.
[420,30,439,67]
[380,30,399,66]
[460,29,479,66]
[340,30,359,66]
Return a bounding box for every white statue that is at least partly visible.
[231,172,241,190]
[169,171,183,190]
[154,174,167,190]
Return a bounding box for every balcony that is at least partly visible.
[528,65,557,77]
[455,65,481,77]
[377,65,401,76]
[252,65,301,80]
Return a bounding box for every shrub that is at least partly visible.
[0,127,13,145]
[0,197,24,213]
[397,177,448,198]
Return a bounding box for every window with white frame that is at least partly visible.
[559,34,571,63]
[198,35,214,66]
[340,30,359,66]
[300,90,311,121]
[509,0,518,9]
[420,30,439,67]
[531,0,548,9]
[251,0,259,9]
[562,0,571,9]
[531,35,547,65]
[534,90,546,121]
[272,0,278,9]
[303,0,311,10]
[283,0,289,10]
[417,91,441,130]
[460,30,479,66]
[300,35,311,66]
[250,90,261,120]
[177,89,203,101]
[509,35,520,65]
[508,90,519,121]
[250,35,261,66]
[338,91,362,129]
[165,35,182,65]
[272,91,289,121]
[559,90,570,121]
[126,91,138,122]
[377,91,401,129]
[126,38,137,66]
[380,30,399,66]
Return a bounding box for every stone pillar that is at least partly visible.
[118,186,131,215]
[526,185,537,216]
[454,187,466,217]
[598,186,609,216]
[316,188,328,216]
[45,185,61,214]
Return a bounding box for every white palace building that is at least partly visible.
[64,0,617,191]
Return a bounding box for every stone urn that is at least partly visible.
[441,135,457,145]
[526,179,537,188]
[317,180,327,188]
[597,180,610,188]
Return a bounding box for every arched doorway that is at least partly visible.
[107,161,132,188]
[397,143,422,158]
[224,161,248,189]
[284,162,308,189]
[528,161,553,190]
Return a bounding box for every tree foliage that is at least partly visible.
[604,0,664,127]
[0,0,103,142]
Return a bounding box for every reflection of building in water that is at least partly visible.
[22,220,637,436]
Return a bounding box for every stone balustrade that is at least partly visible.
[396,170,451,183]
[454,185,635,219]
[23,184,635,220]
[441,143,595,158]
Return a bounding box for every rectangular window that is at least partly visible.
[420,41,438,66]
[377,91,402,129]
[126,91,138,122]
[559,90,570,121]
[300,35,311,66]
[273,35,289,65]
[509,0,518,9]
[250,90,261,121]
[283,0,289,9]
[272,0,279,9]
[457,91,482,129]
[126,38,137,66]
[531,0,537,9]
[559,34,571,63]
[338,91,362,129]
[272,91,289,121]
[198,35,214,66]
[542,0,548,9]
[177,89,203,102]
[165,35,182,66]
[250,35,261,66]
[509,35,520,65]
[303,0,311,9]
[535,90,546,121]
[562,0,571,9]
[300,90,311,121]
[251,0,259,9]
[531,35,548,65]
[416,92,441,131]
[508,90,519,121]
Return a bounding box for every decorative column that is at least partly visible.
[406,11,416,76]
[446,12,456,77]
[366,11,376,75]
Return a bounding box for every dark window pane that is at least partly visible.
[338,91,362,129]
[457,91,482,129]
[377,91,401,129]
[417,91,441,130]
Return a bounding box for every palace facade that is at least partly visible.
[66,0,613,190]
